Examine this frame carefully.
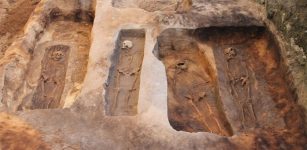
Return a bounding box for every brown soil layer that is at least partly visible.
[0,0,38,58]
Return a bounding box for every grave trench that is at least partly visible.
[17,7,94,110]
[105,29,145,116]
[154,27,304,136]
[155,29,233,136]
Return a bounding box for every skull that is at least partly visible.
[122,40,133,49]
[51,50,64,61]
[176,62,188,70]
[224,47,237,60]
[175,60,188,74]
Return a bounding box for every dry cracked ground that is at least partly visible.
[0,0,306,149]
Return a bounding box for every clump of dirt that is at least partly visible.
[0,113,49,150]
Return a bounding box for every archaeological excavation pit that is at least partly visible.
[154,27,304,136]
[15,7,95,110]
[105,29,145,116]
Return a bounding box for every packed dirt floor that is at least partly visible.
[0,0,306,149]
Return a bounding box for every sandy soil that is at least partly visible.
[0,0,39,58]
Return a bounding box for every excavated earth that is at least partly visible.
[0,0,306,149]
[0,0,39,58]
